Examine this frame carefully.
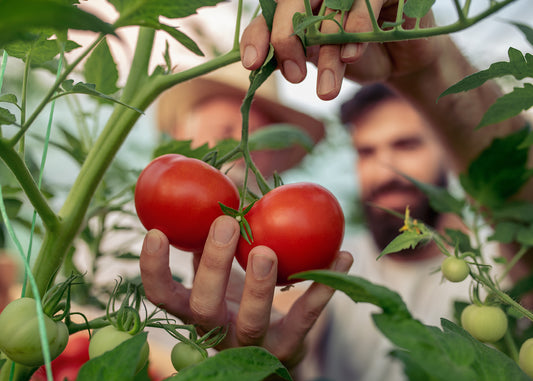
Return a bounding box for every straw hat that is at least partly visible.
[156,63,325,172]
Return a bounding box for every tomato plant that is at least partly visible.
[0,298,68,367]
[88,325,149,373]
[519,338,533,378]
[460,304,508,342]
[134,154,240,252]
[441,256,470,282]
[170,342,206,372]
[236,182,344,285]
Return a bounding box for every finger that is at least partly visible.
[140,229,192,320]
[340,0,385,63]
[235,246,278,347]
[271,0,307,83]
[316,9,346,100]
[266,251,353,363]
[189,215,240,328]
[241,15,271,70]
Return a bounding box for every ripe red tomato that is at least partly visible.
[236,183,344,285]
[135,154,240,252]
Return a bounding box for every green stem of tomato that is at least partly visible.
[303,0,516,46]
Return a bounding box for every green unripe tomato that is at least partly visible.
[441,256,470,282]
[0,297,69,367]
[460,304,508,342]
[89,325,149,373]
[519,338,533,378]
[170,342,206,371]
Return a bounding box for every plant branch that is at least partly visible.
[304,0,517,45]
[0,139,59,232]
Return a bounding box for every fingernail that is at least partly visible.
[283,60,303,82]
[334,253,353,272]
[146,231,162,254]
[252,253,274,280]
[242,45,258,68]
[341,43,362,61]
[214,218,235,245]
[318,69,336,97]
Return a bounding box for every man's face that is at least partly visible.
[351,99,448,251]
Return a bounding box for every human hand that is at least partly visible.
[240,0,442,100]
[139,215,353,368]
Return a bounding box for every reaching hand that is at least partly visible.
[140,215,353,368]
[240,0,442,100]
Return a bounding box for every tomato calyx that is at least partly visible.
[219,201,255,244]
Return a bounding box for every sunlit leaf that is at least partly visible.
[379,230,431,258]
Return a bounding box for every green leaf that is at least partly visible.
[0,0,114,47]
[0,107,17,126]
[259,0,277,31]
[248,124,315,152]
[290,270,411,317]
[516,223,533,246]
[153,22,203,56]
[111,0,224,28]
[0,94,18,106]
[478,83,533,128]
[444,228,476,255]
[5,36,81,65]
[59,80,143,113]
[491,200,533,223]
[509,21,533,47]
[489,221,521,243]
[165,346,292,381]
[375,317,530,381]
[84,38,119,96]
[292,13,335,39]
[77,332,148,381]
[152,139,239,162]
[325,0,355,11]
[379,230,431,258]
[403,0,436,19]
[401,174,465,215]
[459,128,531,207]
[439,47,533,100]
[0,198,23,223]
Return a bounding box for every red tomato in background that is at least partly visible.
[236,183,344,285]
[31,332,90,381]
[135,154,240,252]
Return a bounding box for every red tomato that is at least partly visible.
[236,183,344,285]
[135,154,240,252]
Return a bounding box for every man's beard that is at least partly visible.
[363,172,448,253]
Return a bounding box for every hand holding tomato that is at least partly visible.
[139,215,353,367]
